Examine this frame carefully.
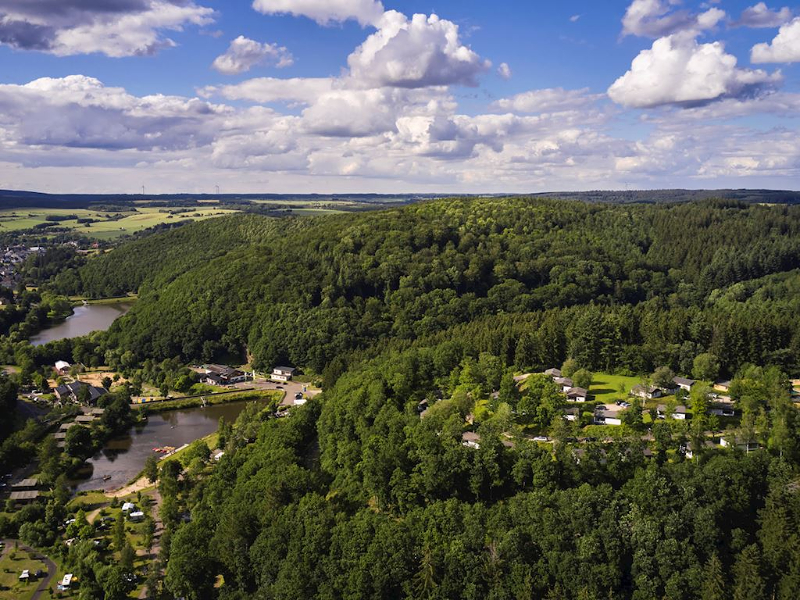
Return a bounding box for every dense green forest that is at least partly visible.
[163,400,800,600]
[8,196,798,599]
[51,198,800,378]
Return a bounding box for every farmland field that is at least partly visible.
[0,207,240,239]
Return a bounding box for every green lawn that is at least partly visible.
[68,491,112,512]
[589,373,643,402]
[0,545,46,600]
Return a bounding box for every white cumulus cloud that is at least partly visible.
[497,63,512,80]
[346,11,490,89]
[609,32,780,108]
[752,17,800,62]
[212,36,293,75]
[0,0,214,57]
[622,0,725,38]
[735,3,793,28]
[0,75,227,151]
[251,0,384,26]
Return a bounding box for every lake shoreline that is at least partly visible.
[133,389,284,413]
[68,295,138,306]
[72,396,275,493]
[30,301,133,346]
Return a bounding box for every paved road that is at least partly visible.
[246,378,321,406]
[138,489,163,599]
[2,539,57,600]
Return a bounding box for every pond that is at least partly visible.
[73,399,264,493]
[30,302,132,346]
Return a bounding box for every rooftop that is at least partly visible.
[12,478,38,488]
[10,490,40,500]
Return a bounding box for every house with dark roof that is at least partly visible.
[202,372,225,386]
[54,381,107,404]
[673,376,696,392]
[203,364,249,385]
[566,387,589,402]
[461,431,481,449]
[656,404,688,420]
[683,440,718,459]
[544,368,562,378]
[593,408,622,426]
[709,405,735,418]
[554,377,574,393]
[271,366,296,382]
[12,478,39,490]
[631,384,662,400]
[9,491,39,504]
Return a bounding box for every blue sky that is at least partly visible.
[0,0,799,193]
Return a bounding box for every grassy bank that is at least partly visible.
[137,389,284,413]
[68,295,138,306]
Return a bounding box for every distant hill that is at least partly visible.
[0,190,440,210]
[2,188,799,209]
[530,189,800,204]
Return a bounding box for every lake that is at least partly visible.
[73,399,264,492]
[30,302,132,346]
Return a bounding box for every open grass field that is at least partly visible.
[0,545,45,600]
[0,207,240,240]
[589,373,644,402]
